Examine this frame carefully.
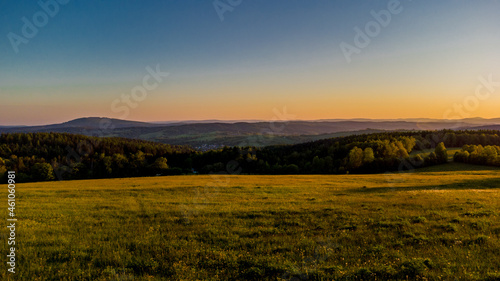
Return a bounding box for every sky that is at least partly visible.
[1,0,500,125]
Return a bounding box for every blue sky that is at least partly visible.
[1,0,500,125]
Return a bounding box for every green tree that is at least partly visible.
[363,147,375,163]
[112,153,129,169]
[0,157,6,180]
[71,163,89,179]
[131,151,146,170]
[151,157,169,170]
[312,156,325,173]
[483,146,498,165]
[32,163,55,181]
[103,156,113,176]
[426,151,438,165]
[284,164,299,174]
[347,147,364,170]
[435,142,447,163]
[395,141,409,158]
[400,136,416,153]
[453,150,469,163]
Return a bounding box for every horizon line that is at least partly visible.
[2,116,500,127]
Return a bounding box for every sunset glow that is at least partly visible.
[1,1,499,125]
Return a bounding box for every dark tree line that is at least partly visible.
[0,133,194,182]
[1,130,500,182]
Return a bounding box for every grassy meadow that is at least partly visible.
[5,163,500,280]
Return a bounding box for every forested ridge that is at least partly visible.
[0,133,194,181]
[1,130,500,182]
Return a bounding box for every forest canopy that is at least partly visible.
[1,130,500,182]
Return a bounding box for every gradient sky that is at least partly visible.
[1,0,500,125]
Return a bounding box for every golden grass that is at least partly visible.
[5,163,500,280]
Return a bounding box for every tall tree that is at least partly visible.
[435,142,448,163]
[363,147,375,163]
[347,147,364,170]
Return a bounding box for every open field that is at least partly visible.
[5,163,500,280]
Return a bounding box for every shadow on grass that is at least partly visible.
[347,177,500,194]
[400,162,500,173]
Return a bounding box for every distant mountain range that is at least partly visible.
[1,117,500,149]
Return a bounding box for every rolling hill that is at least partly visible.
[1,117,500,149]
